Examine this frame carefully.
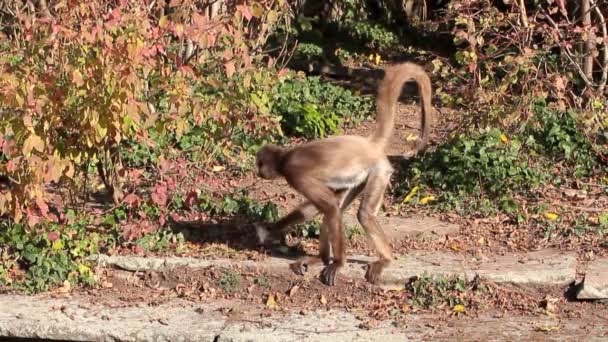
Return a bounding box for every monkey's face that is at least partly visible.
[256,145,282,180]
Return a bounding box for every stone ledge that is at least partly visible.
[90,248,577,288]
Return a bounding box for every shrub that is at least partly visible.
[272,74,374,139]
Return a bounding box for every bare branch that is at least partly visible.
[541,6,596,90]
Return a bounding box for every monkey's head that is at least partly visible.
[256,144,285,180]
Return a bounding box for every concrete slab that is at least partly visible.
[343,214,459,241]
[1,294,606,341]
[577,257,608,300]
[466,249,577,286]
[91,248,576,289]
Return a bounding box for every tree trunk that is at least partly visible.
[582,0,594,82]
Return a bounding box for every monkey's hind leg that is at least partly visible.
[290,186,363,277]
[357,161,394,284]
[254,201,318,246]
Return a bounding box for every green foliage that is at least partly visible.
[253,274,271,289]
[406,274,475,309]
[217,269,241,292]
[407,128,545,214]
[296,220,322,238]
[273,75,373,139]
[348,21,398,51]
[525,100,600,177]
[0,219,99,293]
[296,43,325,60]
[172,191,280,223]
[404,102,603,216]
[135,230,186,253]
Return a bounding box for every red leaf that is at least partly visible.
[36,197,49,218]
[47,232,60,242]
[237,5,253,21]
[151,184,168,206]
[123,193,141,206]
[225,61,236,78]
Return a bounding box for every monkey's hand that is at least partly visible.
[365,260,389,284]
[320,263,342,286]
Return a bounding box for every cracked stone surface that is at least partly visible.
[342,214,459,241]
[91,248,576,288]
[1,294,607,341]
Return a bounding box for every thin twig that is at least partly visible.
[519,0,529,28]
[540,6,596,89]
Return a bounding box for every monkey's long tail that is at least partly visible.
[371,62,433,154]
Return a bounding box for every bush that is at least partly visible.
[0,1,288,224]
[272,74,374,139]
[0,217,99,292]
[404,101,605,215]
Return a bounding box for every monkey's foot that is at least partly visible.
[320,263,342,286]
[289,261,308,276]
[290,255,324,276]
[365,260,389,284]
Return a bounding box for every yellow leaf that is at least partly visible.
[500,133,509,143]
[159,16,168,28]
[78,263,90,275]
[544,212,559,221]
[402,186,419,204]
[212,165,225,172]
[535,325,560,332]
[266,293,278,308]
[52,240,64,251]
[22,134,45,156]
[419,195,436,204]
[320,294,328,305]
[374,54,382,65]
[453,304,465,313]
[405,133,418,141]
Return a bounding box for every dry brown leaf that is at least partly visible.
[288,285,299,297]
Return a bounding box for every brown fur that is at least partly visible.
[255,62,433,286]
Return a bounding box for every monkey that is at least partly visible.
[254,62,433,286]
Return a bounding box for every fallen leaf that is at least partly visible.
[212,165,225,172]
[544,212,559,221]
[57,280,71,293]
[453,304,465,313]
[535,325,560,332]
[320,294,328,305]
[405,133,418,141]
[288,285,299,297]
[419,195,436,205]
[402,186,419,204]
[500,133,509,143]
[266,293,278,308]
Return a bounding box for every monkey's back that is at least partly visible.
[282,135,384,187]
